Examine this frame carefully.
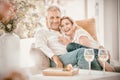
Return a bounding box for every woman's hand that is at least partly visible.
[52,55,63,68]
[58,36,71,45]
[98,57,115,72]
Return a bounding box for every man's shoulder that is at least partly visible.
[35,27,49,37]
[37,27,48,33]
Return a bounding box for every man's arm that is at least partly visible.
[52,55,63,68]
[35,29,54,58]
[35,29,63,68]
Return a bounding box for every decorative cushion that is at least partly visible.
[76,18,97,41]
[30,43,50,70]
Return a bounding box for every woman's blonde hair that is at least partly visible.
[60,16,79,28]
[60,16,74,25]
[60,16,81,32]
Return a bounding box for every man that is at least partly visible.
[35,5,102,70]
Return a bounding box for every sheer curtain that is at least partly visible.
[104,0,119,61]
[118,0,120,62]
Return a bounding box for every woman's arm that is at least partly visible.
[79,36,91,47]
[79,36,103,49]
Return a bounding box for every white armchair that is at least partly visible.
[30,18,120,73]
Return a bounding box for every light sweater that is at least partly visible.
[73,28,100,48]
[35,27,67,58]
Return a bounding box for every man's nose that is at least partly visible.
[53,18,57,22]
[63,26,67,30]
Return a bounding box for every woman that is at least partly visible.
[59,16,115,72]
[59,16,102,49]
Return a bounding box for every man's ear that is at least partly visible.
[46,17,49,27]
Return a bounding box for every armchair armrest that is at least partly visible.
[29,43,50,70]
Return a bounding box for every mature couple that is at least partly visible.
[35,5,114,71]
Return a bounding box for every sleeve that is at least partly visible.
[76,29,100,48]
[35,29,54,58]
[74,29,90,42]
[80,29,101,48]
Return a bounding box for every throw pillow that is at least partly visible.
[76,18,97,41]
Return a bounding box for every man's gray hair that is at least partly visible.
[46,5,61,16]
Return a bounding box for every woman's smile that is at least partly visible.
[64,27,70,32]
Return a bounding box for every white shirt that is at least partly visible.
[35,27,67,58]
[73,28,100,48]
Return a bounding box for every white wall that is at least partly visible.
[62,0,85,20]
[104,0,119,61]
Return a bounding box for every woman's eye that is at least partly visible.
[50,17,54,19]
[66,23,69,25]
[61,25,64,28]
[56,16,60,19]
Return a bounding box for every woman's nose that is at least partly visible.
[64,26,68,30]
[53,18,57,22]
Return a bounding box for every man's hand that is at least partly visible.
[58,36,71,45]
[52,55,63,68]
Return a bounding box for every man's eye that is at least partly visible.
[56,16,60,19]
[50,17,54,19]
[61,25,63,28]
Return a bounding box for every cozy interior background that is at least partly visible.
[0,0,119,67]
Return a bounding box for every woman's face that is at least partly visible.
[60,19,74,36]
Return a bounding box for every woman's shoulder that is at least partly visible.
[76,27,88,34]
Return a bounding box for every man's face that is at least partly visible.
[46,10,61,31]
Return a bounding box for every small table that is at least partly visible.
[30,69,120,80]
